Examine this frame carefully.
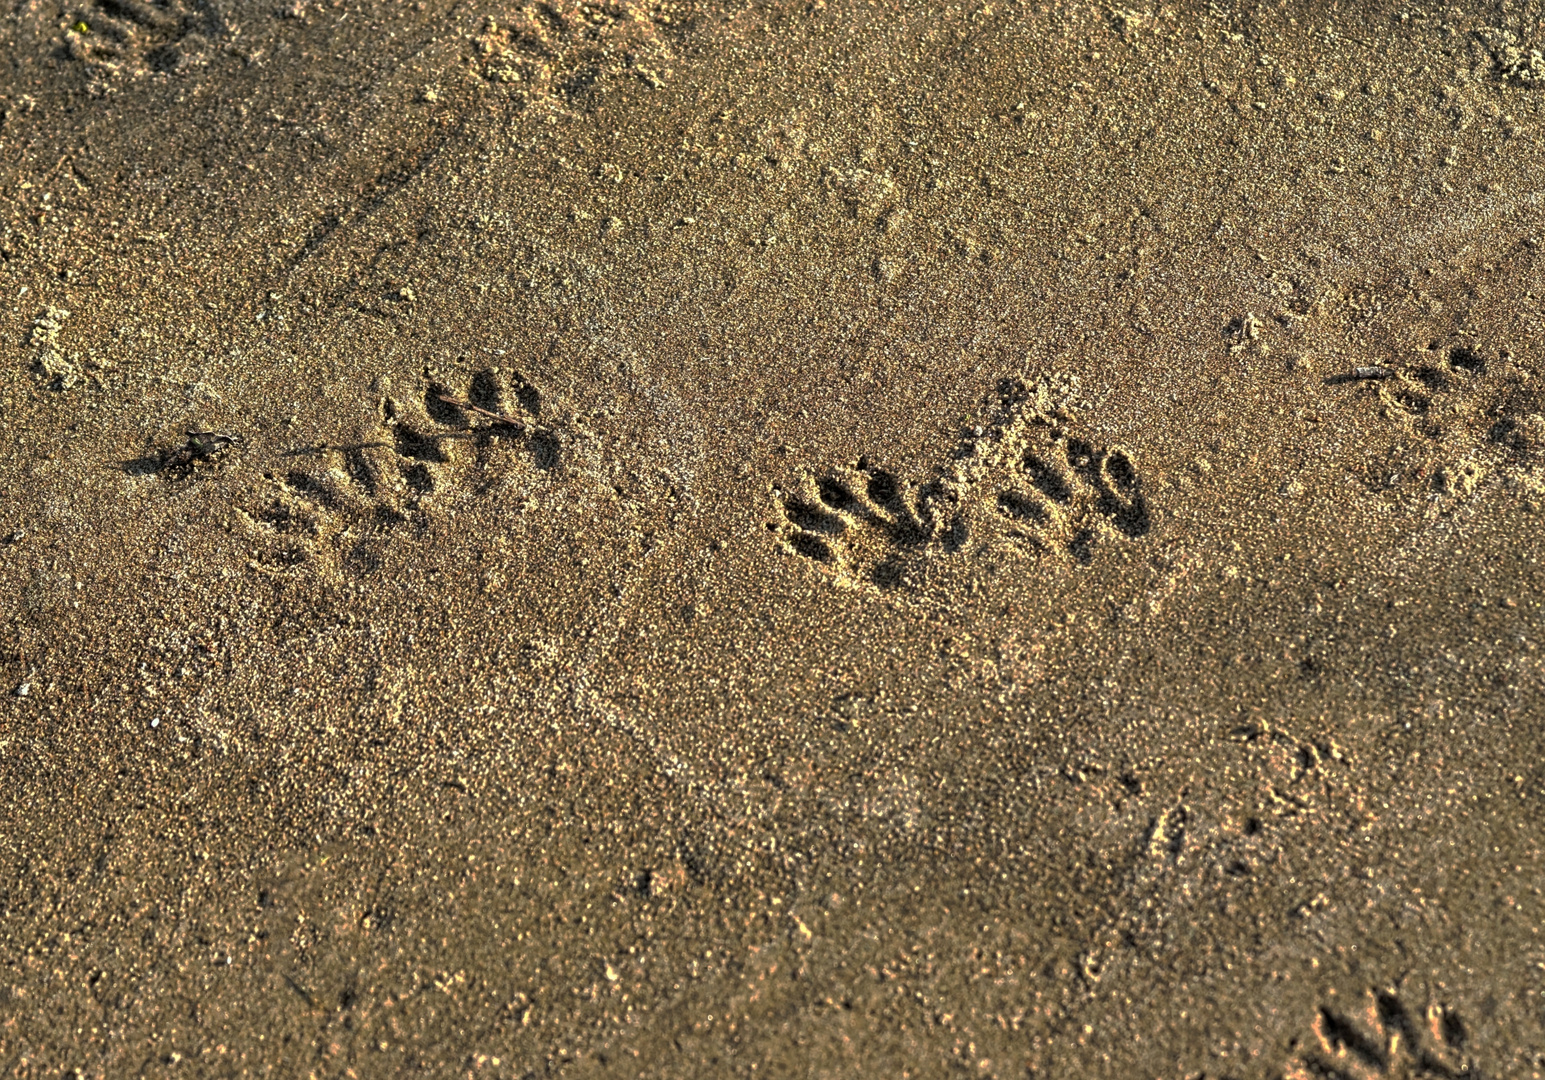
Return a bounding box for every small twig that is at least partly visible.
[1324,366,1395,385]
[283,973,317,1007]
[436,394,526,430]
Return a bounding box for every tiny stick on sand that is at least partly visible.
[436,394,527,431]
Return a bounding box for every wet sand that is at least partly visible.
[2,1,1544,1076]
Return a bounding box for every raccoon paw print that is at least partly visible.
[1287,988,1473,1080]
[975,430,1151,565]
[240,369,550,576]
[63,0,225,78]
[771,376,1156,590]
[772,462,945,590]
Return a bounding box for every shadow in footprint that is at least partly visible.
[784,498,845,535]
[511,371,543,415]
[343,448,380,497]
[1449,345,1486,375]
[425,384,466,426]
[1099,450,1150,538]
[403,462,436,494]
[938,514,969,553]
[998,489,1050,524]
[791,533,834,562]
[530,431,561,471]
[866,469,928,546]
[1068,527,1097,565]
[1024,453,1074,503]
[393,424,448,463]
[1108,499,1150,538]
[469,369,505,414]
[818,476,860,513]
[1315,1008,1388,1072]
[285,470,338,508]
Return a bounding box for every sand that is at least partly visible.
[2,0,1543,1075]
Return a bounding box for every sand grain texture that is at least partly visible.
[2,1,1544,1076]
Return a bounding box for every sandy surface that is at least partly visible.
[2,1,1544,1076]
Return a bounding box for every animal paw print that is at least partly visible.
[470,0,677,103]
[1330,342,1543,504]
[1338,344,1490,432]
[241,369,551,576]
[1286,988,1473,1080]
[772,462,947,590]
[63,0,226,78]
[1230,722,1352,820]
[968,423,1151,565]
[772,376,1154,588]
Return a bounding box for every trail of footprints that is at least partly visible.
[241,369,554,576]
[773,376,1152,589]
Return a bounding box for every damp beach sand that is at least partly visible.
[1,2,1544,1076]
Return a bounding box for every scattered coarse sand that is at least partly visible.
[2,2,1544,1076]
